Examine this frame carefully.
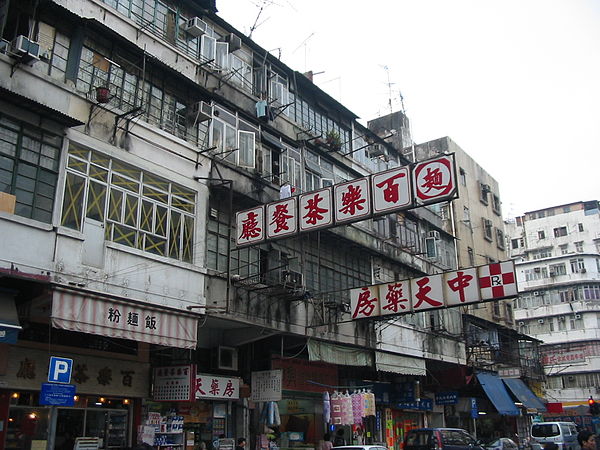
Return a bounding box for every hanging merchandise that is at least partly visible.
[363,390,376,417]
[323,391,331,425]
[268,401,281,426]
[330,391,343,425]
[340,391,354,425]
[351,391,363,425]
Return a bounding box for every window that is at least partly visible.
[538,230,545,240]
[575,241,584,253]
[578,223,584,232]
[0,114,62,223]
[459,168,466,186]
[549,264,567,276]
[467,247,475,266]
[531,249,552,260]
[553,226,567,237]
[511,239,520,250]
[61,146,195,262]
[483,218,493,241]
[463,206,470,223]
[560,244,568,255]
[570,258,585,273]
[479,182,489,204]
[492,194,501,215]
[496,228,505,249]
[238,131,255,168]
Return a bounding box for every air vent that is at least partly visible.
[215,346,238,370]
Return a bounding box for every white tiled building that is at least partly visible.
[506,201,600,405]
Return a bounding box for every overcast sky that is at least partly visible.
[216,0,600,218]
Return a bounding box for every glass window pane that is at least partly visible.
[108,188,123,222]
[61,172,86,230]
[140,200,153,232]
[169,212,181,259]
[124,194,138,226]
[86,181,106,221]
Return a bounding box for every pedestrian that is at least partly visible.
[318,433,333,450]
[578,431,596,450]
[236,438,247,450]
[333,429,346,447]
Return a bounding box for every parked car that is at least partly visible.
[483,438,519,450]
[530,422,580,450]
[404,428,484,450]
[333,446,388,450]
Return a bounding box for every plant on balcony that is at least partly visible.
[325,130,342,151]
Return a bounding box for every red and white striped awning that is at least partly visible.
[52,289,198,349]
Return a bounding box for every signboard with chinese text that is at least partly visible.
[435,391,458,405]
[542,349,587,366]
[235,154,457,247]
[266,198,297,239]
[39,382,76,406]
[153,365,195,401]
[52,290,197,349]
[251,369,282,402]
[195,374,240,400]
[351,261,518,320]
[412,155,457,205]
[235,205,265,246]
[299,188,333,232]
[334,177,371,223]
[372,167,411,214]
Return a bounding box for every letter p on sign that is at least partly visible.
[48,356,73,384]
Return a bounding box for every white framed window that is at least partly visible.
[238,130,255,168]
[215,41,229,69]
[482,218,493,241]
[575,241,584,252]
[560,244,568,254]
[570,258,585,273]
[538,230,545,240]
[201,34,216,63]
[230,54,252,90]
[553,226,567,237]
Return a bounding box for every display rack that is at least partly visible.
[141,413,185,449]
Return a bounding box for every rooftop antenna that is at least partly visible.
[382,65,395,114]
[248,0,275,38]
[293,32,315,72]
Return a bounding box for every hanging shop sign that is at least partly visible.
[236,154,457,246]
[251,369,282,402]
[39,382,76,406]
[153,365,195,402]
[397,398,433,411]
[195,374,240,400]
[351,261,517,320]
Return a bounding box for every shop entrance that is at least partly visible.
[54,407,129,449]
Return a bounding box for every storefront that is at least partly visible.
[0,346,149,450]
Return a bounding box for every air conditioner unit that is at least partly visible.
[575,314,582,320]
[533,291,541,296]
[534,267,541,273]
[428,230,441,240]
[185,101,212,123]
[184,17,207,37]
[558,316,566,322]
[10,35,41,63]
[214,346,238,370]
[368,144,385,158]
[518,321,525,326]
[282,270,303,288]
[224,33,242,52]
[581,268,587,273]
[537,319,544,324]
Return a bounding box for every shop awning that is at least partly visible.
[52,289,198,349]
[476,372,520,416]
[0,293,21,344]
[375,352,426,376]
[308,340,373,366]
[502,377,547,412]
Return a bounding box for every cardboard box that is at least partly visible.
[0,192,16,214]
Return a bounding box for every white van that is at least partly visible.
[530,422,581,450]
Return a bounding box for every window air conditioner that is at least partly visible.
[10,35,41,63]
[575,314,582,320]
[533,291,540,296]
[216,346,238,370]
[428,230,441,240]
[282,270,303,288]
[224,33,242,52]
[537,319,544,324]
[185,101,212,123]
[184,17,207,37]
[558,316,565,322]
[368,144,385,158]
[518,321,525,326]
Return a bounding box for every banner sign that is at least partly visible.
[351,261,518,320]
[251,369,282,402]
[236,154,457,246]
[195,374,240,400]
[153,365,195,401]
[397,398,433,411]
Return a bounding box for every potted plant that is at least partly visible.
[325,130,342,150]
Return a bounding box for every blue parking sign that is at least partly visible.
[48,357,73,384]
